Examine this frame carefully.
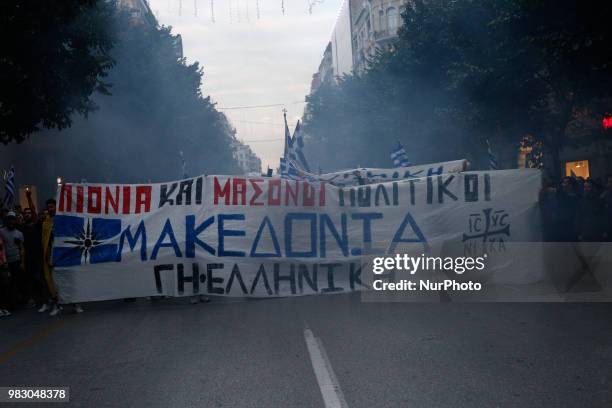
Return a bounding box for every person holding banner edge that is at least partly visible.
[42,198,83,316]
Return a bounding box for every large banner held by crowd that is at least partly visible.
[317,159,467,186]
[52,168,542,302]
[286,159,468,186]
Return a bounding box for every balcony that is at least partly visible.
[373,29,397,41]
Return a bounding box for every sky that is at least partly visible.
[147,0,343,170]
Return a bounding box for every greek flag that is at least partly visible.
[487,139,498,170]
[280,112,294,179]
[279,157,317,182]
[283,113,292,159]
[279,157,288,177]
[390,142,411,168]
[280,112,312,179]
[279,157,298,180]
[3,166,15,209]
[288,121,311,172]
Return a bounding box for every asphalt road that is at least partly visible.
[1,295,611,407]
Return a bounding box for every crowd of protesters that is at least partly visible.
[0,191,209,317]
[0,194,82,317]
[541,175,612,242]
[1,174,611,317]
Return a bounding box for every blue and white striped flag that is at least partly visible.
[279,157,297,180]
[288,121,311,172]
[279,157,317,182]
[486,139,498,170]
[390,142,411,168]
[3,166,15,209]
[280,111,293,178]
[283,111,292,159]
[279,157,289,177]
[280,112,312,179]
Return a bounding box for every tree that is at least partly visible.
[303,0,612,177]
[303,0,496,171]
[448,0,612,176]
[0,0,115,143]
[91,12,240,181]
[1,7,240,201]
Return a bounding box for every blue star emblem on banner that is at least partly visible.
[52,215,122,266]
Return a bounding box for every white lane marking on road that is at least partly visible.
[303,328,349,408]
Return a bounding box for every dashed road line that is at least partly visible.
[303,327,349,408]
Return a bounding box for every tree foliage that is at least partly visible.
[0,0,115,143]
[303,0,612,175]
[91,11,240,181]
[2,7,239,201]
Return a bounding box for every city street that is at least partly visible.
[3,1,612,407]
[1,294,611,407]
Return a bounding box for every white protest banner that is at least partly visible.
[52,168,541,302]
[317,159,468,186]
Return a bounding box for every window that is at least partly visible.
[379,10,385,31]
[565,160,590,178]
[387,7,398,31]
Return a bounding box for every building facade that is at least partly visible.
[493,131,612,181]
[331,0,354,78]
[118,0,183,58]
[309,1,612,181]
[310,0,408,93]
[118,0,158,27]
[350,0,407,74]
[559,140,612,180]
[231,140,262,175]
[310,42,334,93]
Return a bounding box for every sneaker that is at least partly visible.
[38,303,50,313]
[0,310,7,317]
[74,304,84,314]
[198,295,210,303]
[49,304,60,317]
[190,296,199,304]
[3,310,11,316]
